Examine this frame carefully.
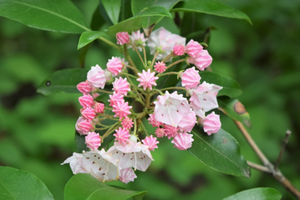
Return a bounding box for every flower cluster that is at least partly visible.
[63,27,222,184]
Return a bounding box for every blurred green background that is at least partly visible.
[0,0,300,199]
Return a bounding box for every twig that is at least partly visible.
[247,161,270,173]
[234,120,300,199]
[275,130,291,170]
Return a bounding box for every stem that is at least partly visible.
[145,88,150,108]
[96,89,113,94]
[275,130,291,170]
[123,45,138,76]
[165,58,186,71]
[162,53,173,63]
[160,87,186,92]
[132,45,145,67]
[157,71,178,77]
[150,88,164,95]
[140,119,149,136]
[102,121,120,139]
[151,51,160,68]
[133,118,137,135]
[247,161,270,173]
[142,45,147,66]
[98,37,122,53]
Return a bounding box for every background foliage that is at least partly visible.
[0,0,299,199]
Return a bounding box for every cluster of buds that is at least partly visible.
[63,27,222,184]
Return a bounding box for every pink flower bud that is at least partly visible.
[154,61,166,73]
[94,102,104,114]
[203,111,221,135]
[112,77,131,95]
[81,107,96,120]
[137,69,158,90]
[188,50,212,71]
[78,94,94,109]
[181,67,201,89]
[113,127,130,145]
[87,65,106,89]
[121,117,134,130]
[142,135,159,151]
[164,124,179,139]
[178,111,197,133]
[155,128,165,138]
[108,92,124,107]
[148,113,162,127]
[173,44,185,56]
[77,81,93,94]
[75,116,85,135]
[185,39,203,58]
[116,32,130,45]
[107,57,124,76]
[171,132,194,150]
[77,119,94,134]
[85,132,101,150]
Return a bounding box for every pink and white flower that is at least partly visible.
[112,100,132,119]
[188,50,212,71]
[116,32,130,45]
[137,69,158,90]
[113,127,131,145]
[147,27,186,60]
[181,67,201,90]
[185,39,203,58]
[171,132,194,150]
[154,61,166,73]
[87,65,107,89]
[94,102,105,114]
[203,111,221,135]
[164,124,179,139]
[61,152,86,174]
[128,30,147,52]
[108,141,153,171]
[189,81,222,114]
[155,128,165,138]
[148,113,162,127]
[178,111,197,133]
[76,117,94,135]
[85,132,101,150]
[154,91,191,127]
[119,168,137,184]
[107,57,124,76]
[142,135,159,151]
[112,77,131,95]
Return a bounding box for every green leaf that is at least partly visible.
[131,0,181,28]
[0,166,54,200]
[37,68,88,96]
[0,0,90,33]
[106,6,172,36]
[172,0,252,24]
[102,0,122,25]
[64,173,147,200]
[189,126,250,177]
[218,97,251,128]
[75,131,88,153]
[199,71,242,98]
[77,31,106,50]
[223,187,282,200]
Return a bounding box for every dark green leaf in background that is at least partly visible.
[218,97,252,128]
[77,31,106,50]
[223,187,282,200]
[102,0,122,25]
[131,0,181,28]
[189,126,250,177]
[64,173,147,200]
[106,6,172,36]
[37,68,88,96]
[0,166,54,200]
[200,71,242,98]
[0,0,90,33]
[172,0,252,24]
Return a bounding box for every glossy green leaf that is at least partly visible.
[199,71,242,98]
[131,0,181,28]
[106,6,172,36]
[102,0,122,25]
[75,131,88,153]
[172,0,252,24]
[37,68,88,96]
[64,173,147,200]
[77,31,106,50]
[218,97,251,128]
[189,126,250,177]
[0,166,54,200]
[223,187,282,200]
[0,0,89,33]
